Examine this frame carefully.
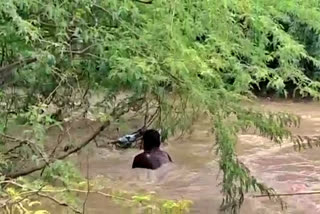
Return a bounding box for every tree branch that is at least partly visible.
[0,181,80,213]
[37,192,81,214]
[134,0,153,4]
[5,121,111,179]
[2,135,49,165]
[0,58,37,74]
[64,44,95,55]
[4,97,141,179]
[253,191,320,198]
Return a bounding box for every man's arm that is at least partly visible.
[132,155,143,168]
[132,156,138,168]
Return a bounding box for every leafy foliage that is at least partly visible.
[1,0,320,213]
[0,176,192,214]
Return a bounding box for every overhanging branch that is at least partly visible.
[0,58,37,74]
[5,121,110,179]
[4,97,142,179]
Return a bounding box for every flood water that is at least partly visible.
[57,100,320,213]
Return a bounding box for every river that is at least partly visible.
[48,100,320,214]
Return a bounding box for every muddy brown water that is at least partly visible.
[46,100,320,213]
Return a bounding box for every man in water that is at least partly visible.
[132,129,172,170]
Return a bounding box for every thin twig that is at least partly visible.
[0,180,133,213]
[43,79,64,105]
[37,192,81,213]
[1,181,80,213]
[2,135,49,165]
[0,180,25,188]
[146,107,159,127]
[0,180,132,202]
[49,126,70,158]
[69,189,132,202]
[82,151,90,214]
[92,4,112,15]
[64,44,95,55]
[134,0,152,4]
[0,182,46,209]
[3,143,25,156]
[253,191,320,198]
[40,124,72,176]
[3,87,15,132]
[144,97,149,127]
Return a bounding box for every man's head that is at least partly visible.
[142,129,161,151]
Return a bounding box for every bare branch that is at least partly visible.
[0,181,132,204]
[40,124,72,177]
[134,0,153,4]
[0,180,134,213]
[5,121,110,179]
[0,58,37,74]
[37,192,81,214]
[92,4,112,15]
[0,181,46,210]
[64,44,96,55]
[2,135,48,164]
[253,191,320,198]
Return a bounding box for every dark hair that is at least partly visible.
[143,129,161,150]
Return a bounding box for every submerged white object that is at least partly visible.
[118,134,137,144]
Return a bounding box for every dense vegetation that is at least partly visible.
[1,0,320,213]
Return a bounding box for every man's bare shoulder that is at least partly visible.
[156,150,172,161]
[132,152,153,169]
[133,152,151,163]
